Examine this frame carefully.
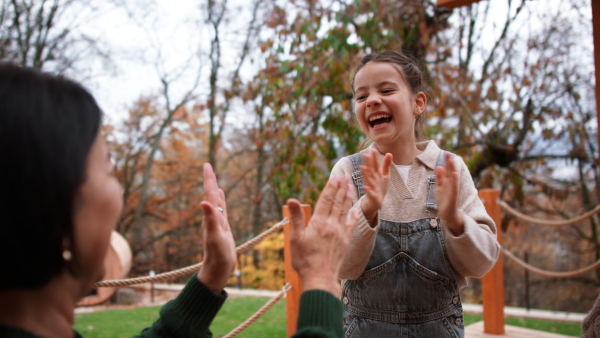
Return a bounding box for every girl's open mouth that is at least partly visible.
[368,113,392,128]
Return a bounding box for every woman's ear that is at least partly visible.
[414,92,427,116]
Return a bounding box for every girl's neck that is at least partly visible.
[374,142,421,165]
[0,274,82,338]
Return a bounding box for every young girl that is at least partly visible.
[331,50,501,337]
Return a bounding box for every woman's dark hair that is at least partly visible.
[0,63,102,290]
[351,50,432,142]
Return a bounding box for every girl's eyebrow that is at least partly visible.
[354,81,399,92]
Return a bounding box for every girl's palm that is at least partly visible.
[435,152,464,235]
[360,149,393,221]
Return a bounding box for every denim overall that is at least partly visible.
[342,151,464,338]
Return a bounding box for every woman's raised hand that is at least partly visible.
[286,175,359,298]
[197,163,237,294]
[360,149,393,224]
[435,152,465,236]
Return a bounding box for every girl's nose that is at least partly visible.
[366,94,381,107]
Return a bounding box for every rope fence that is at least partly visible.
[93,218,291,338]
[95,219,288,288]
[222,284,291,338]
[501,247,600,278]
[497,200,600,278]
[498,200,600,226]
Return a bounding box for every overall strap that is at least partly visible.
[425,150,454,211]
[347,153,365,199]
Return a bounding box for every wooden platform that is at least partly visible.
[466,321,573,337]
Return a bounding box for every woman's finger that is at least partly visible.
[203,163,220,204]
[200,201,219,238]
[218,188,228,215]
[338,180,354,224]
[329,175,349,222]
[287,198,306,241]
[345,208,360,235]
[314,176,339,217]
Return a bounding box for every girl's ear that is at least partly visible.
[414,92,427,116]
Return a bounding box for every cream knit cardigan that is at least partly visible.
[331,140,501,289]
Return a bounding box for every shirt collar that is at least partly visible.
[364,140,441,170]
[415,140,441,170]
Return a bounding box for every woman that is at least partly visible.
[0,63,358,338]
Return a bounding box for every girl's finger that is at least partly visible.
[363,150,373,172]
[436,166,445,188]
[359,164,370,175]
[445,153,455,178]
[360,165,373,183]
[362,152,372,172]
[451,171,460,195]
[381,153,393,177]
[371,149,380,171]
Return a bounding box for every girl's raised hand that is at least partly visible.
[435,152,464,236]
[197,163,237,294]
[360,148,393,225]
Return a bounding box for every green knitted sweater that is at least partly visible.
[0,275,343,338]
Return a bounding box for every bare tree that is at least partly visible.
[206,0,262,167]
[0,0,109,75]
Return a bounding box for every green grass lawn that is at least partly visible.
[75,298,582,337]
[462,313,582,337]
[74,297,286,338]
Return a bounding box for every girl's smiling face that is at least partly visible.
[353,62,426,149]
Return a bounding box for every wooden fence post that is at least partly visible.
[283,204,311,338]
[479,189,505,334]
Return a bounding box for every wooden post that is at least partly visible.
[283,204,311,338]
[479,189,505,334]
